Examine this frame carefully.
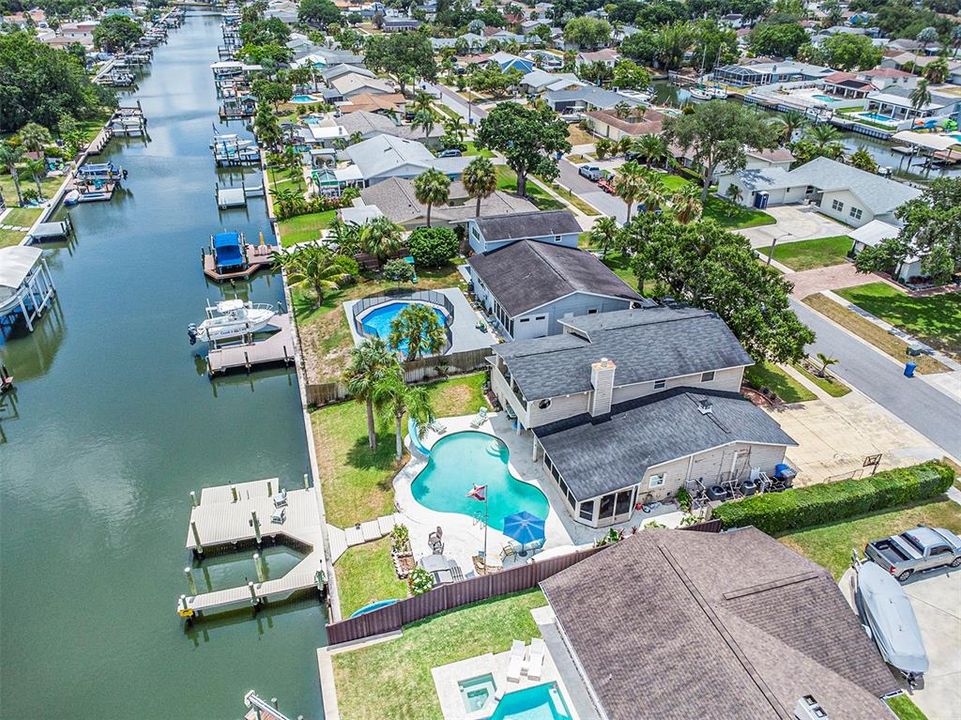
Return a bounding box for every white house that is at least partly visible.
[849,219,922,282]
[340,134,470,187]
[717,156,922,228]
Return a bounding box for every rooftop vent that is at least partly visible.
[794,695,829,720]
[697,398,713,415]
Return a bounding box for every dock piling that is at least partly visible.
[190,521,204,555]
[254,552,266,583]
[231,485,238,503]
[190,490,198,507]
[267,480,273,496]
[247,581,257,604]
[303,473,309,490]
[251,511,262,544]
[185,567,198,595]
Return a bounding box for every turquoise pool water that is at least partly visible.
[812,94,840,103]
[489,683,573,720]
[291,94,318,103]
[459,673,496,713]
[857,111,896,123]
[411,432,550,531]
[360,301,447,356]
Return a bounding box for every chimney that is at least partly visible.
[590,358,615,417]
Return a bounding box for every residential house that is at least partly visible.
[821,71,876,99]
[543,86,644,113]
[487,51,536,74]
[330,72,395,98]
[59,20,99,46]
[354,177,536,229]
[584,108,667,141]
[524,49,564,71]
[489,306,795,525]
[859,67,916,91]
[338,92,406,114]
[864,84,961,121]
[468,240,645,340]
[382,17,421,31]
[849,219,921,282]
[743,146,795,171]
[719,12,746,28]
[335,110,442,141]
[519,69,582,95]
[318,63,374,83]
[576,48,619,67]
[717,156,922,227]
[539,527,899,718]
[466,209,581,254]
[714,61,834,87]
[339,134,470,186]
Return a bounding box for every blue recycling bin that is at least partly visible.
[904,362,917,378]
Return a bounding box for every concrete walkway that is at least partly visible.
[738,205,850,249]
[788,263,884,298]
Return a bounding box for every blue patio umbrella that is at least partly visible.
[502,511,546,548]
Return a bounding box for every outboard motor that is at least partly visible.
[187,323,198,345]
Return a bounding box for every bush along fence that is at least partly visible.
[712,461,955,535]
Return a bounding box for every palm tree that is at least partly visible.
[372,372,434,460]
[637,168,667,213]
[910,79,932,113]
[356,216,402,263]
[916,26,938,50]
[725,183,743,207]
[613,161,646,222]
[443,115,468,144]
[588,216,619,258]
[25,158,47,200]
[632,134,667,168]
[274,245,352,305]
[413,168,451,227]
[849,146,878,173]
[923,57,949,84]
[344,337,398,450]
[18,122,51,156]
[411,90,434,116]
[462,156,497,217]
[410,109,436,139]
[388,302,447,361]
[780,109,807,142]
[815,352,839,378]
[0,144,24,206]
[804,124,843,159]
[671,183,702,224]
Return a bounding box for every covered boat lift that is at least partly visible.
[0,246,56,333]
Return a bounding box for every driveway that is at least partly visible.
[740,205,851,249]
[787,263,884,298]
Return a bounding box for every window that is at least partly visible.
[615,489,633,516]
[538,398,552,409]
[553,235,562,243]
[849,206,863,221]
[653,379,666,389]
[579,500,594,521]
[587,308,598,314]
[700,371,715,383]
[831,198,844,212]
[649,474,665,489]
[534,315,545,321]
[598,493,615,519]
[519,317,529,323]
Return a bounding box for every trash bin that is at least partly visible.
[904,362,917,378]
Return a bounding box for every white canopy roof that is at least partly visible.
[892,131,961,152]
[0,245,42,291]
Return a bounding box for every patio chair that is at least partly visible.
[500,543,517,561]
[272,488,288,508]
[270,506,286,525]
[525,638,546,681]
[469,407,488,428]
[428,419,447,434]
[506,640,525,683]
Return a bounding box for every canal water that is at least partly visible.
[0,12,326,720]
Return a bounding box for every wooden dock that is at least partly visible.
[179,478,325,617]
[202,243,274,281]
[206,313,294,375]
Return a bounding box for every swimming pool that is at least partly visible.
[410,432,550,531]
[359,301,448,356]
[489,683,573,720]
[856,111,897,124]
[291,94,318,104]
[812,94,840,103]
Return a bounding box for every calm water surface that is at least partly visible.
[0,12,326,719]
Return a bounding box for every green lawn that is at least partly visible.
[887,694,929,720]
[311,373,488,527]
[0,172,62,206]
[793,361,851,398]
[276,210,336,248]
[333,589,547,720]
[549,181,600,215]
[661,173,690,192]
[335,536,409,618]
[0,228,25,248]
[761,235,853,271]
[743,361,817,403]
[835,283,961,358]
[464,142,494,158]
[704,196,776,229]
[495,166,564,211]
[2,207,42,228]
[778,498,961,579]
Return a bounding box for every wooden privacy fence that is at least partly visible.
[326,547,601,646]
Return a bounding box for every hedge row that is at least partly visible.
[712,461,955,535]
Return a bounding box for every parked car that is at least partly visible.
[865,526,961,582]
[437,148,462,158]
[578,165,602,181]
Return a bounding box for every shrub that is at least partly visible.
[408,565,433,595]
[408,226,458,268]
[383,258,416,284]
[712,461,955,535]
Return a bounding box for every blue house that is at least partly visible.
[466,209,580,255]
[488,51,535,74]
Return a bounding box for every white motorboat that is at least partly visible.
[705,85,728,99]
[187,299,275,344]
[209,133,254,150]
[687,86,713,101]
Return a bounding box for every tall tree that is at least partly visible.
[672,183,703,224]
[613,161,647,222]
[273,245,353,306]
[413,168,451,227]
[344,338,399,450]
[18,122,52,155]
[476,102,571,196]
[388,303,447,361]
[372,372,434,460]
[462,156,497,217]
[359,216,404,263]
[364,31,436,94]
[588,215,620,258]
[663,102,779,202]
[748,20,808,56]
[632,134,667,167]
[910,78,932,112]
[0,144,24,206]
[820,32,882,70]
[93,15,143,52]
[298,0,341,26]
[410,109,436,140]
[563,16,611,49]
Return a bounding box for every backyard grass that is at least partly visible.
[704,196,776,229]
[464,142,494,158]
[886,694,928,720]
[566,123,595,146]
[0,173,62,205]
[495,165,564,211]
[760,235,852,271]
[333,589,547,720]
[276,210,336,247]
[793,362,851,397]
[566,153,591,164]
[803,293,950,374]
[835,282,961,359]
[743,361,817,403]
[777,498,961,579]
[0,228,25,248]
[2,207,43,228]
[335,536,409,618]
[310,372,488,527]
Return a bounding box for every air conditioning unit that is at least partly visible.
[795,695,829,720]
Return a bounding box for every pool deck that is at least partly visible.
[342,287,495,354]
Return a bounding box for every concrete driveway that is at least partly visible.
[739,205,851,249]
[840,567,961,720]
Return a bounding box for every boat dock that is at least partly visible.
[29,218,73,242]
[202,243,274,281]
[178,477,326,618]
[206,313,295,375]
[216,183,264,209]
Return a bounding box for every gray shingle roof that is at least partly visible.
[473,210,580,243]
[540,528,898,720]
[493,306,753,400]
[468,241,642,316]
[535,388,796,499]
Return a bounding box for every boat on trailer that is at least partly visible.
[187,299,275,345]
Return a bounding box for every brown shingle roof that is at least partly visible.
[586,108,667,136]
[540,528,898,720]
